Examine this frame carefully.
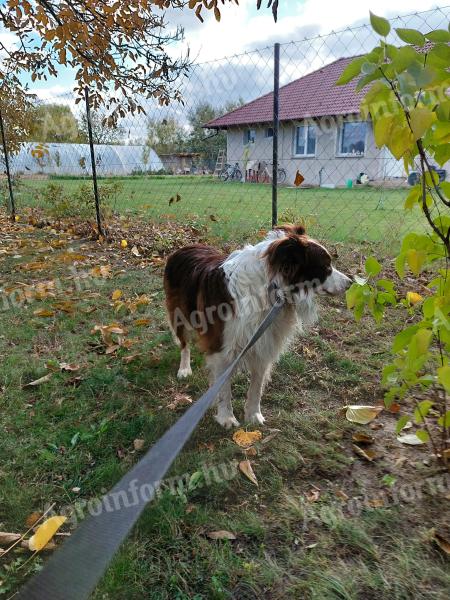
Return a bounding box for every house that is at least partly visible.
[204,56,407,187]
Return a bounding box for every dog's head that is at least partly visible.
[264,224,351,296]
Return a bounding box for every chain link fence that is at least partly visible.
[1,6,449,246]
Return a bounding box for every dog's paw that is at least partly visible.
[177,367,192,379]
[215,413,240,429]
[245,411,266,425]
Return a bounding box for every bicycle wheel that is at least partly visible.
[220,169,229,182]
[278,168,287,184]
[233,169,242,181]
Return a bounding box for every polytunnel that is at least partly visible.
[9,143,164,176]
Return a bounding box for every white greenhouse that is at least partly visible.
[10,142,164,176]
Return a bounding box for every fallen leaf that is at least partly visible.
[233,429,262,448]
[335,490,349,502]
[0,532,21,544]
[33,309,55,318]
[431,530,450,555]
[24,373,52,388]
[53,301,75,314]
[131,246,140,257]
[352,444,378,462]
[168,393,193,411]
[345,405,383,424]
[122,353,142,364]
[406,291,423,305]
[397,433,427,445]
[112,289,123,301]
[28,516,67,552]
[207,530,236,540]
[305,489,321,502]
[352,433,375,444]
[134,318,151,327]
[59,362,80,372]
[120,240,128,249]
[239,460,258,486]
[25,512,43,528]
[245,446,257,457]
[133,439,145,451]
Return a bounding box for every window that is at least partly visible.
[244,129,256,144]
[265,127,274,138]
[339,122,366,156]
[294,125,316,156]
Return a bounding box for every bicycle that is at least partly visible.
[219,162,243,182]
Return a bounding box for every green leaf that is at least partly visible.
[395,252,406,279]
[336,56,366,85]
[412,328,433,355]
[377,279,396,294]
[393,324,420,353]
[404,186,421,210]
[374,115,395,148]
[415,430,430,443]
[346,284,363,310]
[425,29,450,43]
[438,411,450,427]
[409,107,436,141]
[406,248,426,276]
[395,28,425,46]
[414,400,433,423]
[437,365,450,392]
[396,415,410,434]
[365,256,382,277]
[390,46,420,73]
[370,12,391,37]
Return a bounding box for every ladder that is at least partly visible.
[214,149,226,177]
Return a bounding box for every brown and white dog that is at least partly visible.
[164,225,351,428]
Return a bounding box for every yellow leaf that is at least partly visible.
[239,460,258,486]
[134,318,151,327]
[232,429,262,448]
[120,240,128,249]
[409,107,436,141]
[28,516,66,552]
[344,405,383,424]
[406,291,423,305]
[112,289,123,301]
[33,309,55,318]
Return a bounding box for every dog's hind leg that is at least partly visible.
[207,354,239,429]
[178,340,192,379]
[244,359,272,425]
[166,303,192,379]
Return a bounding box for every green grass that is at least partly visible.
[0,219,448,599]
[15,175,423,246]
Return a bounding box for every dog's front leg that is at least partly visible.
[244,363,272,425]
[207,354,239,429]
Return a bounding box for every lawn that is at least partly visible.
[15,175,423,247]
[0,208,448,599]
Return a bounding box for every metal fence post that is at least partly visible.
[0,109,16,221]
[84,87,104,238]
[272,42,280,229]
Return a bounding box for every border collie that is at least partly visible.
[164,225,351,428]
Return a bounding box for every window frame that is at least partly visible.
[337,121,367,157]
[265,127,274,139]
[293,123,316,158]
[244,128,256,145]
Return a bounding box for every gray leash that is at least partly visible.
[18,289,285,600]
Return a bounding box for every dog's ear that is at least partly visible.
[275,223,306,236]
[264,235,308,283]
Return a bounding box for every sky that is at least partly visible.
[1,0,446,101]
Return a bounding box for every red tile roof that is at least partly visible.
[205,56,365,129]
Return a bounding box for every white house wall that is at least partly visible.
[226,120,389,186]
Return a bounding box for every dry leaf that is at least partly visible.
[345,405,383,424]
[122,353,141,364]
[335,490,349,502]
[33,309,55,318]
[134,318,151,327]
[168,393,193,411]
[352,433,375,444]
[352,444,378,462]
[131,246,140,257]
[24,373,52,388]
[28,516,67,552]
[397,433,427,445]
[207,530,236,540]
[245,447,257,457]
[239,460,258,486]
[305,489,321,502]
[112,289,123,301]
[432,530,450,555]
[233,429,262,448]
[59,362,80,372]
[25,512,43,528]
[133,438,145,451]
[0,532,21,544]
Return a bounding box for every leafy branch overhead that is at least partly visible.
[341,14,450,461]
[0,1,280,123]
